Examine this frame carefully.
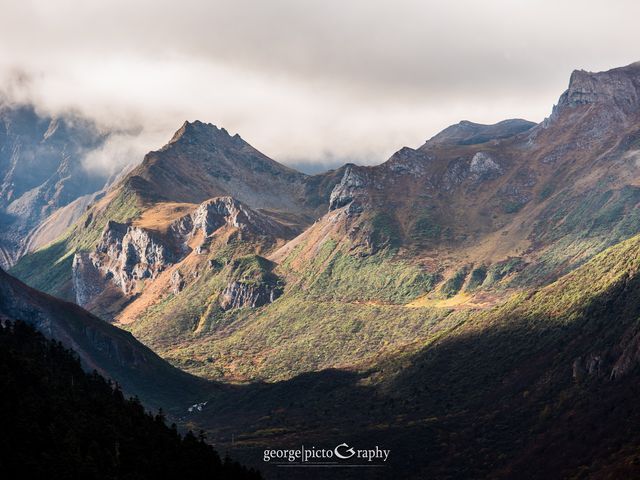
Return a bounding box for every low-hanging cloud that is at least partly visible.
[81,130,157,177]
[0,0,639,173]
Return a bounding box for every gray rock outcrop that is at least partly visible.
[170,270,185,294]
[90,221,173,295]
[72,253,109,307]
[218,281,282,311]
[469,152,503,179]
[329,165,367,210]
[72,196,289,306]
[558,64,640,113]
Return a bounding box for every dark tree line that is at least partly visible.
[0,320,261,479]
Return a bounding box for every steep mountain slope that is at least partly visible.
[10,121,336,301]
[282,62,640,292]
[0,103,118,268]
[124,120,318,220]
[12,62,640,387]
[0,267,211,410]
[171,61,640,382]
[0,320,260,480]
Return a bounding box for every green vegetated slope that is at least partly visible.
[0,320,261,480]
[195,232,640,479]
[282,239,439,303]
[376,231,640,478]
[123,174,640,385]
[163,293,462,381]
[10,187,141,300]
[124,232,450,381]
[511,184,640,287]
[124,241,269,347]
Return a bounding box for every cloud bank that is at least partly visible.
[1,0,639,172]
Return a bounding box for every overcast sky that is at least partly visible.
[1,0,639,173]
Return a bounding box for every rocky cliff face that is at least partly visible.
[542,62,640,138]
[72,196,290,307]
[574,320,640,382]
[72,252,109,307]
[329,165,369,211]
[216,254,284,310]
[558,63,640,112]
[90,221,174,295]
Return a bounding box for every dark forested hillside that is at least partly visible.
[0,319,260,480]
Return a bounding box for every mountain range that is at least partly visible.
[4,61,640,478]
[0,103,126,269]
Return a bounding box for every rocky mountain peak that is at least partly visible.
[556,62,640,113]
[165,120,245,149]
[186,196,294,238]
[124,119,309,209]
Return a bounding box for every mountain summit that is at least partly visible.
[123,120,308,215]
[166,120,246,146]
[558,61,640,112]
[423,118,536,146]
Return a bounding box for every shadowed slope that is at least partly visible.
[0,267,213,410]
[192,233,640,479]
